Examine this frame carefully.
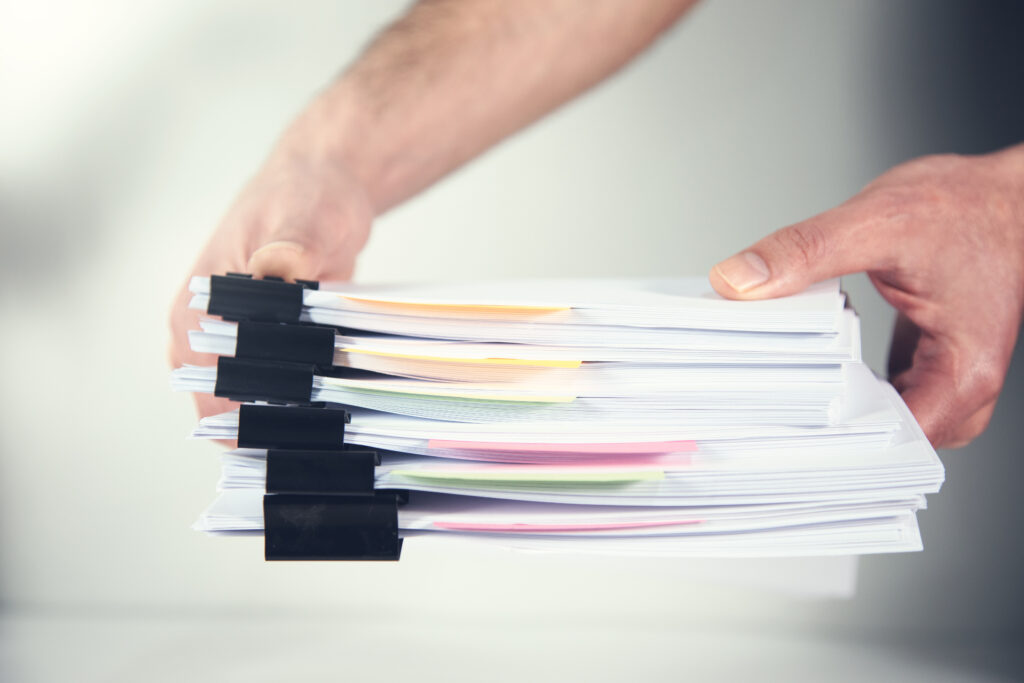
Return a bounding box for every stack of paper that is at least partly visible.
[174,275,943,558]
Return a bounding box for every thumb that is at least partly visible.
[709,204,883,300]
[246,239,324,282]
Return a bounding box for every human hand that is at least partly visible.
[709,145,1024,448]
[170,0,700,422]
[168,125,374,420]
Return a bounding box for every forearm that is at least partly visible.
[279,0,696,213]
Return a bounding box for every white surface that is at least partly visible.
[2,612,1018,683]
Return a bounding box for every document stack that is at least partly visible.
[172,273,944,560]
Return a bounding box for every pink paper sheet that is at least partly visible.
[433,519,701,533]
[428,439,698,454]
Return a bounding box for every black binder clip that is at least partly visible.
[208,273,319,323]
[214,356,316,405]
[266,449,380,496]
[224,272,320,290]
[237,404,349,450]
[264,492,403,561]
[259,424,403,560]
[234,321,336,368]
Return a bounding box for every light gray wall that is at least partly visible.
[1,0,1021,677]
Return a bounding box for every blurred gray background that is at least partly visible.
[1,1,1022,681]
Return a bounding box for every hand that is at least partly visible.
[168,128,374,420]
[170,0,700,421]
[709,146,1024,448]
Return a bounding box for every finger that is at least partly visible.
[891,368,960,447]
[709,201,891,300]
[169,277,242,423]
[244,168,372,283]
[891,334,1004,448]
[194,391,239,426]
[887,312,921,379]
[942,401,996,449]
[889,330,962,446]
[170,309,239,420]
[248,239,325,282]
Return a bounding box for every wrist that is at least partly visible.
[982,144,1024,303]
[989,142,1024,198]
[274,84,382,215]
[995,143,1024,241]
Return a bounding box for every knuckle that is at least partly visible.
[971,410,995,437]
[943,435,971,450]
[871,184,945,227]
[945,412,993,450]
[890,153,967,181]
[864,155,972,221]
[779,223,830,269]
[963,358,1005,405]
[920,152,968,169]
[869,187,919,219]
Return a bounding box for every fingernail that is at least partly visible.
[250,240,306,259]
[714,252,770,292]
[247,240,306,276]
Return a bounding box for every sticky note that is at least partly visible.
[428,439,698,454]
[390,468,665,484]
[342,296,570,315]
[340,347,582,368]
[432,519,701,533]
